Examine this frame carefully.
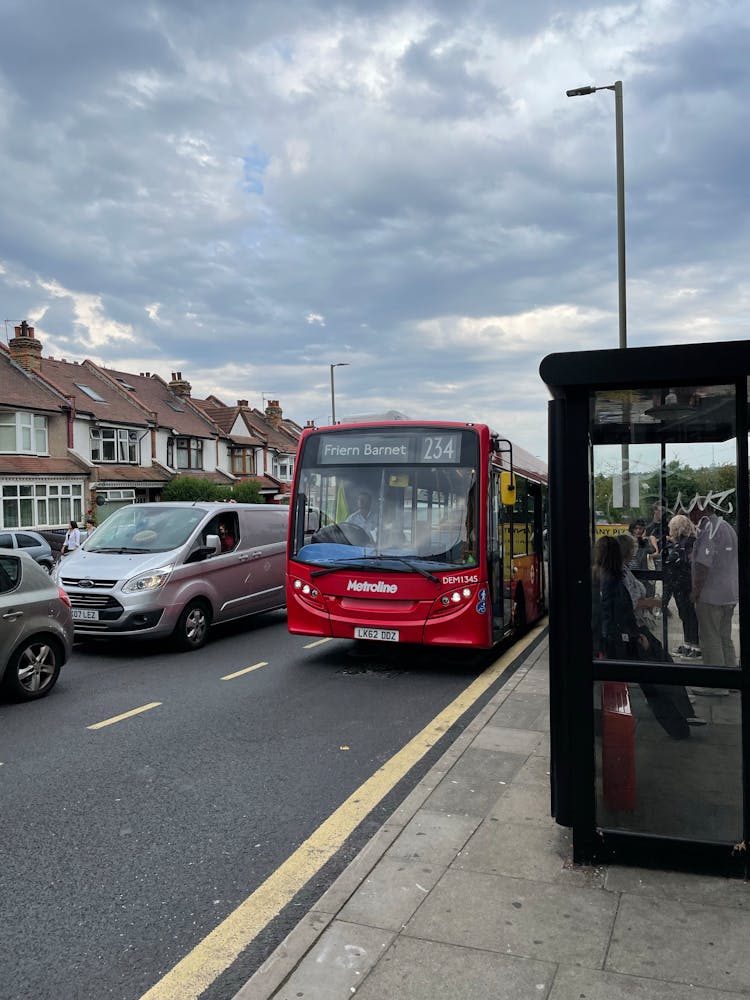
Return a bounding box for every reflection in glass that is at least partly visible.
[594,684,742,841]
[590,382,739,670]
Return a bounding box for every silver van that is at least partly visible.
[55,503,288,650]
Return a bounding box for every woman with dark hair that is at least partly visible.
[592,536,646,660]
[62,520,81,556]
[607,533,703,738]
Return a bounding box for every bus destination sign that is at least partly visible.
[316,432,463,465]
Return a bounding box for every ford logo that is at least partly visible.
[78,578,95,589]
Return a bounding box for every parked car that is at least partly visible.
[56,502,288,651]
[0,529,55,572]
[0,548,74,701]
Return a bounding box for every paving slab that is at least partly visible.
[470,724,544,755]
[606,893,750,992]
[354,936,558,1000]
[269,920,394,1000]
[488,779,556,827]
[337,856,442,931]
[404,868,618,968]
[422,745,526,815]
[453,818,570,882]
[548,966,744,1000]
[604,864,750,910]
[489,691,549,730]
[385,808,481,866]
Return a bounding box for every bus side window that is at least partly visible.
[516,479,530,556]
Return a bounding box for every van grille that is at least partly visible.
[61,577,118,588]
[69,594,122,610]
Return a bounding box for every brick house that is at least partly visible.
[0,325,89,529]
[0,321,302,527]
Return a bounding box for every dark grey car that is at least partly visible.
[0,549,74,700]
[0,529,55,572]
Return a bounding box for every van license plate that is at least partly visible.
[72,609,99,621]
[354,627,399,642]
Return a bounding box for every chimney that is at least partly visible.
[237,399,249,408]
[9,320,42,373]
[169,370,192,398]
[265,399,282,430]
[305,419,316,429]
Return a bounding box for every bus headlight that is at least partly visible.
[291,577,324,608]
[432,585,478,617]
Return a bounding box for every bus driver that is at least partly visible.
[345,492,378,540]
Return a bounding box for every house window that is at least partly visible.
[1,482,83,529]
[231,449,255,475]
[91,427,138,463]
[0,411,48,455]
[273,456,295,482]
[171,437,203,470]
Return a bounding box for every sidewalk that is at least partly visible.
[235,628,750,1000]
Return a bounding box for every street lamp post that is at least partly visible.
[329,363,349,424]
[567,81,630,510]
[566,81,626,349]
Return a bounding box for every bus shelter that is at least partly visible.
[540,340,750,873]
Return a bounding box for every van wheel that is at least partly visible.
[513,588,527,637]
[174,600,211,651]
[3,636,62,701]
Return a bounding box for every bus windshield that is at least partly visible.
[292,428,480,570]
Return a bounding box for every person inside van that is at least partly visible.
[218,520,235,552]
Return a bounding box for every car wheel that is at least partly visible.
[174,600,211,651]
[40,560,53,574]
[3,636,62,701]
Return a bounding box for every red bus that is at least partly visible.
[287,421,547,648]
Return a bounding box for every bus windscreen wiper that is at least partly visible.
[311,556,440,584]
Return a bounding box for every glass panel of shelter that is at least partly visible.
[589,383,742,840]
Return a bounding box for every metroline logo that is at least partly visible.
[346,579,399,594]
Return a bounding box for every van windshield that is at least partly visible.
[86,507,206,554]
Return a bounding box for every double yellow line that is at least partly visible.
[139,624,544,999]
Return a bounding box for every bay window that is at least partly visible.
[168,437,204,470]
[0,411,48,454]
[1,482,83,528]
[91,427,138,463]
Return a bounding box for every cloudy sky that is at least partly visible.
[1,0,748,459]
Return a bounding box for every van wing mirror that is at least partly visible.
[500,471,517,506]
[205,533,221,555]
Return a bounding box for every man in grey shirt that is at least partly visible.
[692,512,738,669]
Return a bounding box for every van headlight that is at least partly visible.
[123,565,173,593]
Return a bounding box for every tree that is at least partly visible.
[162,476,219,501]
[232,479,263,504]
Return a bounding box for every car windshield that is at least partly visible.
[85,507,206,554]
[292,429,479,571]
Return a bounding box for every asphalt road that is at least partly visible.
[0,612,509,1000]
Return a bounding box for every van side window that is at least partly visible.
[204,513,239,554]
[251,510,288,545]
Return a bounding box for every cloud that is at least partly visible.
[37,280,135,349]
[0,0,747,463]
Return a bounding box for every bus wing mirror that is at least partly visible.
[500,471,516,506]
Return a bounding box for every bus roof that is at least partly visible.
[302,420,547,485]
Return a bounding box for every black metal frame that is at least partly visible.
[541,341,750,875]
